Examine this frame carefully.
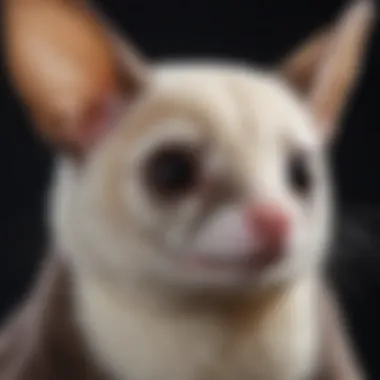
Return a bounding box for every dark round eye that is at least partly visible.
[288,152,312,196]
[145,144,201,199]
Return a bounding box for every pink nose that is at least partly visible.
[246,204,289,253]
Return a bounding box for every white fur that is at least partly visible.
[74,271,320,380]
[49,63,332,379]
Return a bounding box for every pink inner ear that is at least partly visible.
[75,93,125,151]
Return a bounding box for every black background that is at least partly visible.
[1,0,380,378]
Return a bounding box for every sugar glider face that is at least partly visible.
[62,65,330,291]
[24,1,372,293]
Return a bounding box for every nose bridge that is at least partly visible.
[213,131,251,196]
[253,166,280,204]
[238,141,279,205]
[217,122,285,206]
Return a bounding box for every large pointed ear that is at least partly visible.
[279,0,375,143]
[4,1,148,159]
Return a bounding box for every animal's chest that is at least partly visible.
[79,281,319,380]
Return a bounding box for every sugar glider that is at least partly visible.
[0,0,375,379]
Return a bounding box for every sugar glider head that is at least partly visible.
[9,1,374,293]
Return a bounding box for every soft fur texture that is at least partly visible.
[2,0,375,379]
[49,65,327,380]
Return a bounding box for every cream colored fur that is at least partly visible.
[4,0,373,377]
[49,64,331,380]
